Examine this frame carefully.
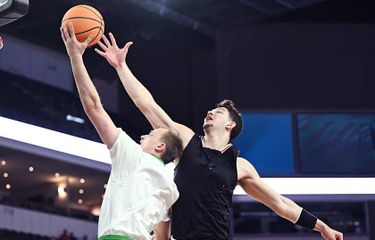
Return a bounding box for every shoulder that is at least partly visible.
[237,157,255,170]
[236,157,260,182]
[174,123,195,149]
[109,129,140,152]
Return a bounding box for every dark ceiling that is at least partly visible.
[3,0,375,48]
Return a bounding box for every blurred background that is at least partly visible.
[0,0,375,239]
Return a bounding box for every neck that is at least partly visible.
[203,129,230,150]
[151,153,165,165]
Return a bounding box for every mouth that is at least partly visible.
[205,116,213,121]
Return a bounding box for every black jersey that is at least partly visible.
[171,134,238,240]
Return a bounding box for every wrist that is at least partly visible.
[295,208,318,230]
[115,62,127,71]
[69,53,83,60]
[313,219,328,233]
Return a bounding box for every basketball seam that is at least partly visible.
[75,26,102,36]
[63,16,103,27]
[77,5,103,22]
[88,28,103,46]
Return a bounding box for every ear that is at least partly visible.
[225,120,236,131]
[155,142,166,153]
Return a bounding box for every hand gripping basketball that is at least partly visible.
[61,4,104,47]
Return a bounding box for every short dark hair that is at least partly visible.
[160,131,183,164]
[216,99,243,140]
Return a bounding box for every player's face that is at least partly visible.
[203,107,232,130]
[140,128,167,153]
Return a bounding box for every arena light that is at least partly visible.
[57,184,67,198]
[234,178,375,195]
[66,114,85,124]
[91,206,100,216]
[0,116,111,164]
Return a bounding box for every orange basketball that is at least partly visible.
[62,5,104,47]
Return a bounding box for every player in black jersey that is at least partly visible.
[94,33,344,240]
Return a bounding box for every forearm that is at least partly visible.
[272,196,302,223]
[238,158,342,239]
[115,62,154,109]
[281,197,338,236]
[70,55,102,111]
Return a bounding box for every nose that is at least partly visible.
[140,135,146,141]
[207,110,213,116]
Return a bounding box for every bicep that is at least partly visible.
[237,158,302,222]
[241,177,282,210]
[237,158,283,211]
[85,107,119,148]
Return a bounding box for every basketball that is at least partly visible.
[61,5,104,47]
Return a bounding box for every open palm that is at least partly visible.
[95,33,133,69]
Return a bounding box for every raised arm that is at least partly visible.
[94,33,194,147]
[61,24,119,148]
[237,157,343,240]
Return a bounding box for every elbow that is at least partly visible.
[82,99,103,115]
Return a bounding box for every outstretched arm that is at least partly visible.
[94,33,194,147]
[237,157,343,240]
[61,24,118,148]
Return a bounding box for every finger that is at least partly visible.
[83,35,93,47]
[62,25,70,42]
[97,40,108,51]
[94,48,106,57]
[60,27,67,43]
[109,32,117,47]
[68,22,78,42]
[102,34,111,47]
[124,41,133,50]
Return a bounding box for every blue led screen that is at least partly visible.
[233,113,295,176]
[298,114,375,175]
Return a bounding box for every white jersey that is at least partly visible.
[98,129,179,240]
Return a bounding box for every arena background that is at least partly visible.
[0,0,375,239]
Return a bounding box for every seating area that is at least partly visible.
[0,229,51,240]
[0,228,87,240]
[0,70,138,142]
[0,192,98,222]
